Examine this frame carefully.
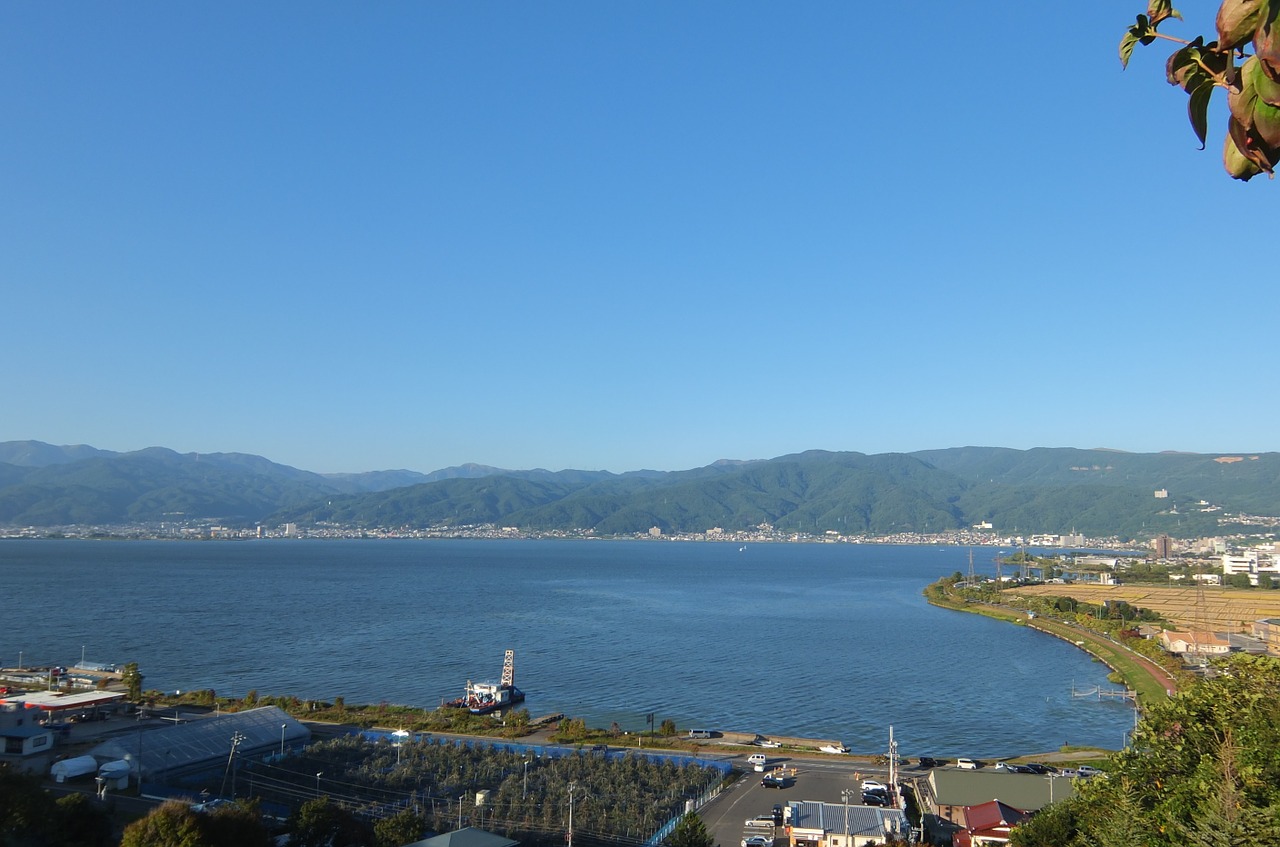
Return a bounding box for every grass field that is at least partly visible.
[1008,584,1280,633]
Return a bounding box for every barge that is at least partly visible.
[444,649,525,714]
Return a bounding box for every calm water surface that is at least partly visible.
[0,539,1132,757]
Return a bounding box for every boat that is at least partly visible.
[443,649,525,715]
[818,743,850,754]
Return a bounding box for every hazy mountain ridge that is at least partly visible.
[1,440,1277,538]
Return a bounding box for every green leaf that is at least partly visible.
[1253,96,1280,147]
[1247,52,1280,106]
[1120,32,1141,68]
[1165,37,1206,88]
[1188,80,1214,149]
[1147,0,1183,27]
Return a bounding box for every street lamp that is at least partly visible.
[280,724,287,758]
[316,772,323,795]
[841,788,854,847]
[523,758,530,799]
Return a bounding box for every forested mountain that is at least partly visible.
[1,441,1277,539]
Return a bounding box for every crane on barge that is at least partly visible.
[444,649,525,715]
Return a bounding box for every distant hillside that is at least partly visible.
[1,441,1277,538]
[0,444,346,525]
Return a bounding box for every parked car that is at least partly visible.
[1023,763,1057,775]
[761,774,791,788]
[742,836,773,847]
[745,816,776,828]
[955,758,979,770]
[1077,765,1102,778]
[994,762,1034,774]
[917,756,940,768]
[861,792,889,807]
[861,779,888,793]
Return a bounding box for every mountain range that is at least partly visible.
[1,440,1277,539]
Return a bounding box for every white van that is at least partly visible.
[747,753,768,767]
[955,758,978,770]
[688,729,713,739]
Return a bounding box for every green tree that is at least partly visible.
[50,793,114,847]
[667,813,714,847]
[1012,654,1280,847]
[1,763,56,845]
[659,719,677,737]
[288,797,368,847]
[205,800,272,847]
[1121,0,1280,180]
[1227,572,1254,588]
[374,809,427,847]
[121,662,144,701]
[119,800,207,847]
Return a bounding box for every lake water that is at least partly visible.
[0,539,1132,757]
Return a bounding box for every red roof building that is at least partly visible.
[951,800,1030,847]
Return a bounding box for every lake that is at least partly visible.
[0,538,1132,757]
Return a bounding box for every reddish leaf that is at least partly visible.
[1217,0,1267,50]
[1257,18,1280,82]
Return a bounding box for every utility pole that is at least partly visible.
[888,725,898,805]
[223,732,245,798]
[567,781,579,847]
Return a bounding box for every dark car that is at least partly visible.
[1023,763,1057,774]
[761,774,791,789]
[861,792,889,807]
[917,757,939,769]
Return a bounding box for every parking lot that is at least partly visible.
[697,753,901,847]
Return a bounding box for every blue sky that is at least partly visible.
[2,3,1274,474]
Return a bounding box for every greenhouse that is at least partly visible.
[88,705,310,781]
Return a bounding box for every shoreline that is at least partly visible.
[924,594,1177,705]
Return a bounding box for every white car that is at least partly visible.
[1076,765,1102,778]
[955,758,979,770]
[748,753,768,766]
[860,779,888,793]
[742,836,773,847]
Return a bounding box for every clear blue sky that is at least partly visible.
[2,3,1274,474]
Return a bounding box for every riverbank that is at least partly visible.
[924,591,1176,705]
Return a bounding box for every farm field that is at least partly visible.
[1008,584,1280,633]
